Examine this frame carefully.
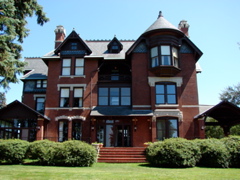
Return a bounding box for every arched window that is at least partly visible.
[156,117,178,141]
[58,120,68,142]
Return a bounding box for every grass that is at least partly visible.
[0,163,239,180]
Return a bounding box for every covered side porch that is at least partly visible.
[0,100,49,141]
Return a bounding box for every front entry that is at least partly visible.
[96,119,131,147]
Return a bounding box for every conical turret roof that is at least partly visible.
[144,11,180,33]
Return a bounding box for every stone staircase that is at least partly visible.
[97,147,147,163]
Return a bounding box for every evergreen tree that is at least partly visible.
[0,92,6,108]
[0,0,49,89]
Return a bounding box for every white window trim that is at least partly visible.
[57,84,86,91]
[148,77,183,87]
[33,94,46,100]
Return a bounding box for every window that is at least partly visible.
[72,120,82,140]
[151,45,179,68]
[36,80,47,88]
[71,43,77,50]
[75,58,84,75]
[59,120,68,142]
[73,88,83,107]
[62,59,71,75]
[98,87,131,106]
[156,83,177,104]
[36,97,45,114]
[60,88,70,107]
[157,118,178,141]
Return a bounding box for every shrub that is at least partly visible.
[0,139,29,164]
[146,138,201,168]
[221,136,240,168]
[196,138,230,168]
[60,140,97,167]
[27,139,60,165]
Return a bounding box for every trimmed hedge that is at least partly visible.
[195,139,230,168]
[146,138,201,168]
[221,136,240,168]
[27,140,97,166]
[60,140,97,167]
[0,139,29,164]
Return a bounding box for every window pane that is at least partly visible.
[72,121,82,140]
[172,47,178,58]
[99,97,108,105]
[167,85,176,94]
[36,80,41,88]
[73,98,82,107]
[62,67,71,75]
[110,88,119,96]
[161,56,171,65]
[151,47,158,57]
[74,88,82,97]
[61,88,69,97]
[161,46,170,55]
[76,58,84,66]
[156,85,164,94]
[110,97,119,105]
[121,97,130,105]
[156,95,164,104]
[121,88,130,96]
[43,80,47,88]
[63,59,71,66]
[99,88,108,96]
[168,120,178,138]
[75,67,83,75]
[167,95,176,104]
[151,57,159,67]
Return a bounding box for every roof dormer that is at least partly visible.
[54,30,92,57]
[107,36,123,53]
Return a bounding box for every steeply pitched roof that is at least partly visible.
[21,58,48,80]
[144,11,180,33]
[42,40,135,60]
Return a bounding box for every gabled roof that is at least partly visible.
[54,30,92,55]
[21,58,48,80]
[144,11,180,33]
[0,100,50,120]
[194,101,240,127]
[107,36,123,52]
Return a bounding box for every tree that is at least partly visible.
[0,0,49,89]
[219,83,240,106]
[0,92,6,108]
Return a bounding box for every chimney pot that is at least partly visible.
[178,20,190,37]
[54,25,66,49]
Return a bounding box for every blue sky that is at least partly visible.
[3,0,240,105]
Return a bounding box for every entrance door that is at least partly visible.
[115,125,131,147]
[96,120,131,147]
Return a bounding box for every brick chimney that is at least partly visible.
[178,20,189,37]
[54,25,66,49]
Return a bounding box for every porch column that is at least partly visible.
[151,116,157,142]
[68,120,72,140]
[36,118,44,140]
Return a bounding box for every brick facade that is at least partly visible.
[20,12,204,146]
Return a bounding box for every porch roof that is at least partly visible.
[90,107,153,116]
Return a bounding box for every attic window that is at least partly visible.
[108,37,123,53]
[71,43,77,50]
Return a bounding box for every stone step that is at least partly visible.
[98,147,147,163]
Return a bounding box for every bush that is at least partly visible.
[196,138,230,168]
[221,136,240,168]
[27,139,61,165]
[27,140,97,166]
[146,138,201,168]
[0,139,29,164]
[60,140,97,167]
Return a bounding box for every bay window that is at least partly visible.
[151,45,179,68]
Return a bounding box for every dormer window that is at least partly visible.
[108,37,123,53]
[71,43,77,50]
[151,45,179,68]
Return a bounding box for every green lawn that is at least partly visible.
[0,163,239,180]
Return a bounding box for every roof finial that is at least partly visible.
[158,11,163,18]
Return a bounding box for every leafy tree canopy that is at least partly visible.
[219,83,240,106]
[0,0,49,89]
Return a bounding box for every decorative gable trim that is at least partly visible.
[107,37,123,53]
[133,42,148,53]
